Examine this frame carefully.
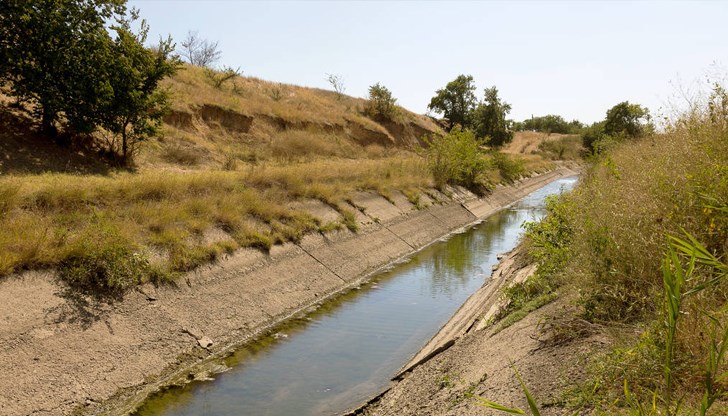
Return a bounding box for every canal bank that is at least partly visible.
[0,167,576,416]
[356,245,610,416]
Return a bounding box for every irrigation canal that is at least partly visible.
[135,176,578,416]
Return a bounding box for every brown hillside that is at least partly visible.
[144,65,440,169]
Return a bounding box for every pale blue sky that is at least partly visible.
[130,1,728,124]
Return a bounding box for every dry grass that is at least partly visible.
[502,131,578,155]
[551,117,728,410]
[0,63,571,294]
[0,156,432,279]
[163,65,437,138]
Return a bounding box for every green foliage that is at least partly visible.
[520,114,584,134]
[491,151,525,183]
[473,86,513,147]
[100,17,180,162]
[425,127,490,193]
[604,101,651,138]
[428,74,477,129]
[1,0,127,136]
[580,121,606,153]
[365,82,398,121]
[581,102,651,154]
[58,221,159,299]
[524,194,574,277]
[494,195,574,327]
[0,0,178,163]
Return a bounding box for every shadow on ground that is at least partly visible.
[0,105,115,175]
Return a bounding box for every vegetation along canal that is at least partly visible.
[135,176,578,416]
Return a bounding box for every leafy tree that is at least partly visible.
[521,114,584,134]
[365,82,398,120]
[581,120,607,153]
[99,17,179,162]
[179,30,221,68]
[604,101,651,138]
[582,101,652,154]
[428,74,477,130]
[0,0,126,137]
[472,86,513,147]
[1,0,179,163]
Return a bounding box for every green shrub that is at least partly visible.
[491,151,524,183]
[495,194,575,325]
[524,194,574,277]
[425,127,491,194]
[57,219,165,299]
[365,82,398,121]
[59,241,155,299]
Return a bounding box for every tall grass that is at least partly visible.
[515,80,728,412]
[472,80,728,414]
[0,156,432,293]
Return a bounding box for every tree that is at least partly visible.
[365,82,398,120]
[428,75,477,130]
[0,0,126,137]
[581,120,607,153]
[604,101,651,138]
[582,101,651,153]
[0,0,179,163]
[99,17,180,162]
[326,73,346,99]
[472,86,513,147]
[179,30,222,68]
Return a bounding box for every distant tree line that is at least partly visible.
[512,115,584,134]
[0,0,180,164]
[509,103,652,155]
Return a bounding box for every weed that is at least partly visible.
[163,145,202,166]
[491,151,525,183]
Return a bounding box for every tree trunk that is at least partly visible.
[41,107,58,138]
[121,128,128,162]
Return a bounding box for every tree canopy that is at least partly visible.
[427,74,477,129]
[517,114,584,134]
[0,0,179,163]
[366,82,398,121]
[582,101,652,153]
[472,86,513,147]
[603,101,651,138]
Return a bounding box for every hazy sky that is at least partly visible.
[129,1,728,124]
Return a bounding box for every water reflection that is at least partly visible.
[135,177,577,416]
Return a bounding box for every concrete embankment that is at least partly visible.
[0,167,576,416]
[356,242,607,416]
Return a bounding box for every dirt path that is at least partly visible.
[0,168,576,416]
[356,247,610,416]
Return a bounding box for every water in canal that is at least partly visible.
[135,176,578,416]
